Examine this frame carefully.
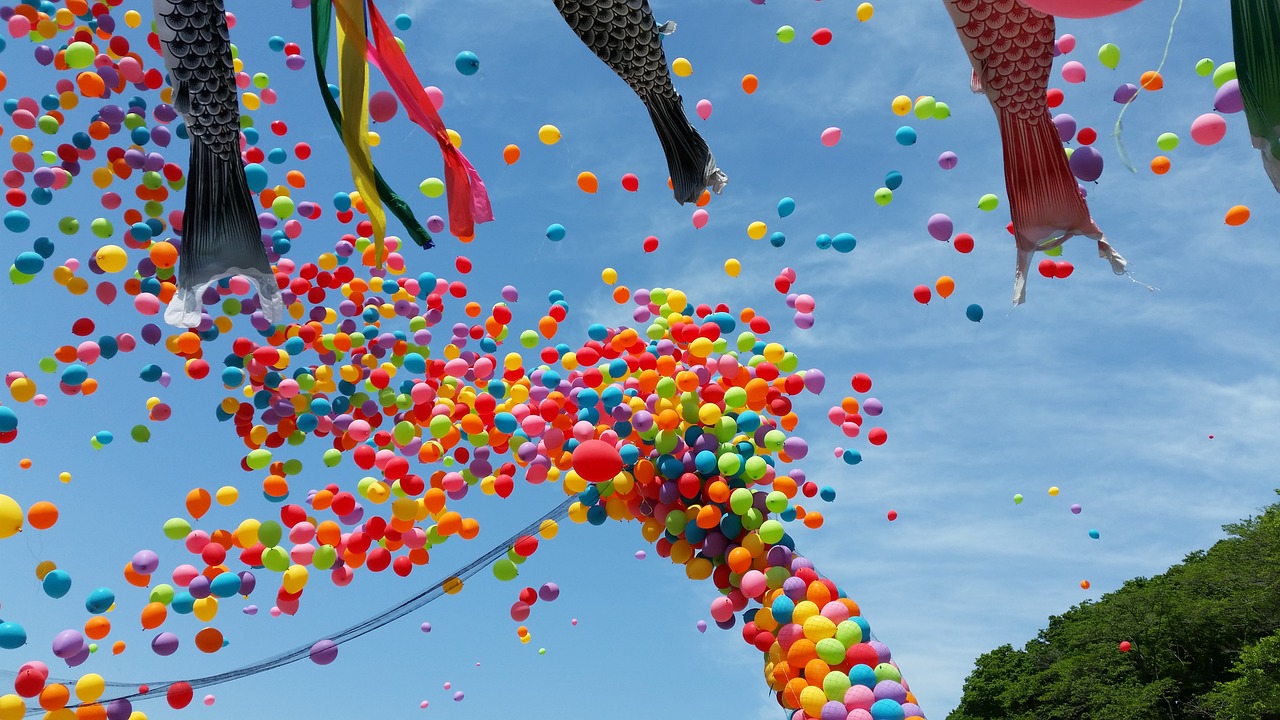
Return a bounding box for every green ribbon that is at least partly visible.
[311,0,433,249]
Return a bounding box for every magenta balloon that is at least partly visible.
[1018,0,1144,18]
[926,213,953,241]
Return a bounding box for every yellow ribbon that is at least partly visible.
[333,0,385,266]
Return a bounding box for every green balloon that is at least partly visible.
[261,546,290,572]
[162,518,191,540]
[1212,61,1236,88]
[874,188,893,206]
[492,559,518,581]
[776,25,795,43]
[313,546,337,571]
[149,584,175,605]
[1014,494,1024,505]
[1097,43,1121,69]
[816,637,846,664]
[323,448,343,467]
[931,101,951,120]
[246,448,272,470]
[759,519,784,544]
[766,491,789,514]
[257,520,283,547]
[1156,132,1180,151]
[9,267,34,285]
[1195,58,1215,77]
[835,620,863,646]
[130,425,151,443]
[977,193,1000,211]
[729,488,753,515]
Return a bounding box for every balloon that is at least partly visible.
[776,25,795,43]
[502,144,520,164]
[695,99,712,120]
[1061,61,1086,84]
[545,224,566,242]
[454,51,479,75]
[1018,0,1144,17]
[1213,80,1243,114]
[309,639,338,665]
[935,276,955,299]
[895,126,917,146]
[538,125,561,145]
[926,214,953,242]
[1119,641,1132,652]
[965,304,984,322]
[1097,43,1121,69]
[912,286,931,305]
[820,127,841,147]
[671,58,692,77]
[1069,146,1104,182]
[43,570,72,598]
[1225,206,1250,226]
[576,172,598,194]
[0,622,26,649]
[368,91,398,123]
[25,500,57,530]
[572,439,623,482]
[937,151,957,170]
[1190,113,1227,145]
[857,3,874,21]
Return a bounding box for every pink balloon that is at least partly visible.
[1190,113,1227,146]
[820,127,842,147]
[369,91,398,123]
[695,99,712,120]
[692,208,709,229]
[1061,61,1086,84]
[423,86,445,110]
[1020,0,1144,18]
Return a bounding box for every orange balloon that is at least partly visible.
[40,684,70,712]
[185,488,212,520]
[1080,579,1092,590]
[111,641,126,655]
[1140,71,1163,91]
[194,627,223,653]
[26,501,59,530]
[935,276,955,299]
[502,144,520,165]
[1150,156,1171,175]
[742,74,759,94]
[140,602,167,630]
[84,616,111,640]
[1225,205,1250,226]
[576,171,598,193]
[77,702,107,720]
[148,241,178,268]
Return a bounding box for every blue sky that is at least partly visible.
[2,1,1278,719]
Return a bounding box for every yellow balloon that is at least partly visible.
[446,128,462,149]
[747,221,767,240]
[282,565,309,594]
[74,674,105,703]
[95,245,128,274]
[724,258,741,277]
[215,486,239,506]
[9,377,35,403]
[538,124,561,145]
[0,494,21,539]
[192,597,219,622]
[857,2,874,21]
[672,57,692,77]
[891,95,912,116]
[601,268,617,285]
[123,9,142,27]
[1048,486,1060,497]
[0,694,26,720]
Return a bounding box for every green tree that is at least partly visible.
[1204,631,1280,719]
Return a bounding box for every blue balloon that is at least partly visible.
[777,197,796,218]
[965,303,984,322]
[43,570,73,599]
[545,223,566,242]
[0,407,17,434]
[1089,529,1101,539]
[870,698,906,720]
[244,164,269,193]
[267,35,285,52]
[455,51,480,75]
[85,587,116,614]
[832,233,857,253]
[14,251,45,275]
[814,233,832,250]
[769,231,786,247]
[895,126,918,146]
[3,211,31,233]
[849,663,879,688]
[0,621,27,649]
[884,170,903,190]
[402,352,426,374]
[33,236,55,259]
[771,595,795,624]
[842,449,862,465]
[394,13,412,30]
[209,572,243,598]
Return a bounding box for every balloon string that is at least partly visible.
[11,497,575,716]
[1114,0,1185,173]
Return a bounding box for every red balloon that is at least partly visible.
[1119,641,1132,652]
[621,173,639,192]
[912,285,931,304]
[167,682,193,709]
[1054,261,1075,279]
[1038,259,1057,278]
[952,233,974,254]
[571,439,623,482]
[14,668,46,697]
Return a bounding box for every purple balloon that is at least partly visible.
[106,698,133,720]
[937,151,958,170]
[1069,146,1104,182]
[926,213,954,242]
[822,701,847,720]
[52,630,85,659]
[65,645,90,668]
[1112,83,1139,104]
[783,576,808,600]
[803,369,826,394]
[1214,79,1243,114]
[1052,113,1077,143]
[151,632,179,656]
[863,398,884,417]
[696,620,707,633]
[243,605,258,615]
[869,640,892,663]
[782,437,808,459]
[188,575,211,600]
[131,550,159,575]
[309,639,338,665]
[874,679,908,703]
[238,571,257,596]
